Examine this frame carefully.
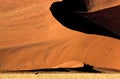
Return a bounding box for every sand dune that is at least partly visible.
[87,0,120,12]
[62,0,120,12]
[0,0,120,71]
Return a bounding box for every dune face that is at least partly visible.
[0,0,120,71]
[77,5,120,37]
[87,0,120,12]
[62,0,120,12]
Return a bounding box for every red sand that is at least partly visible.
[0,0,120,71]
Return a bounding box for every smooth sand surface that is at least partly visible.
[0,0,120,71]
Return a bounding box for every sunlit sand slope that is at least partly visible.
[0,0,120,71]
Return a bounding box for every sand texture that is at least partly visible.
[0,0,120,71]
[87,0,120,12]
[62,0,120,12]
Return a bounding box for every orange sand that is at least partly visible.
[0,0,120,71]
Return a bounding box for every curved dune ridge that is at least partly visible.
[87,0,120,12]
[62,0,120,12]
[0,0,120,71]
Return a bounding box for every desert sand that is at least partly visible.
[0,0,120,71]
[87,0,120,12]
[62,0,120,12]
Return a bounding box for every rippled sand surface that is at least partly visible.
[0,0,120,71]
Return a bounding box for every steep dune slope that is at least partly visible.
[0,0,120,71]
[62,0,120,12]
[87,0,120,12]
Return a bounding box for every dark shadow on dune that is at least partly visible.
[1,64,101,73]
[67,64,101,73]
[50,1,120,39]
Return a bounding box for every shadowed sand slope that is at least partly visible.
[0,0,120,71]
[61,0,120,12]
